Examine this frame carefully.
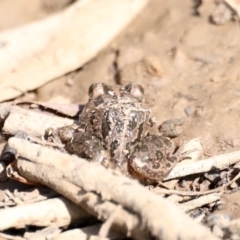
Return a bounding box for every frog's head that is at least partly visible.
[88,83,145,103]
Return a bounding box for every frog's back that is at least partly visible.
[78,83,159,166]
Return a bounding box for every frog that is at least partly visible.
[52,83,182,181]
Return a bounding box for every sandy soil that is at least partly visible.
[1,0,240,227]
[37,0,240,156]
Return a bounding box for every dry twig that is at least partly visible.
[7,137,218,240]
[0,233,24,240]
[165,151,240,180]
[0,197,90,230]
[3,106,73,137]
[24,226,61,240]
[98,205,123,239]
[56,224,124,240]
[155,171,240,196]
[180,193,221,212]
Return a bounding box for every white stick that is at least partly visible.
[0,197,90,230]
[165,151,240,180]
[3,106,73,137]
[56,224,124,240]
[180,193,221,212]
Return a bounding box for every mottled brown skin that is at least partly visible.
[56,83,181,181]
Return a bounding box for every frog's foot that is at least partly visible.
[44,125,79,151]
[45,126,73,144]
[128,135,179,181]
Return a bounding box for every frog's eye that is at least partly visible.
[124,83,144,100]
[88,83,112,99]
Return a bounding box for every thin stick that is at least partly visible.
[56,224,124,240]
[180,193,221,212]
[156,171,240,196]
[0,197,90,231]
[98,205,123,238]
[0,233,25,240]
[3,106,73,137]
[165,151,240,180]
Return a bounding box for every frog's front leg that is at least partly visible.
[128,135,181,181]
[54,127,109,167]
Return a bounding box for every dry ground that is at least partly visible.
[1,0,240,232]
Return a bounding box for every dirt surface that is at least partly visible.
[1,0,240,236]
[36,0,240,157]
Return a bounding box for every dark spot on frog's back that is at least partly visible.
[169,156,177,162]
[156,150,163,160]
[152,161,161,169]
[90,114,95,126]
[136,122,144,142]
[128,110,145,131]
[163,138,172,147]
[116,121,124,133]
[102,110,111,139]
[128,115,138,132]
[102,109,124,137]
[111,140,120,149]
[166,162,171,168]
[126,111,145,140]
[110,140,120,157]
